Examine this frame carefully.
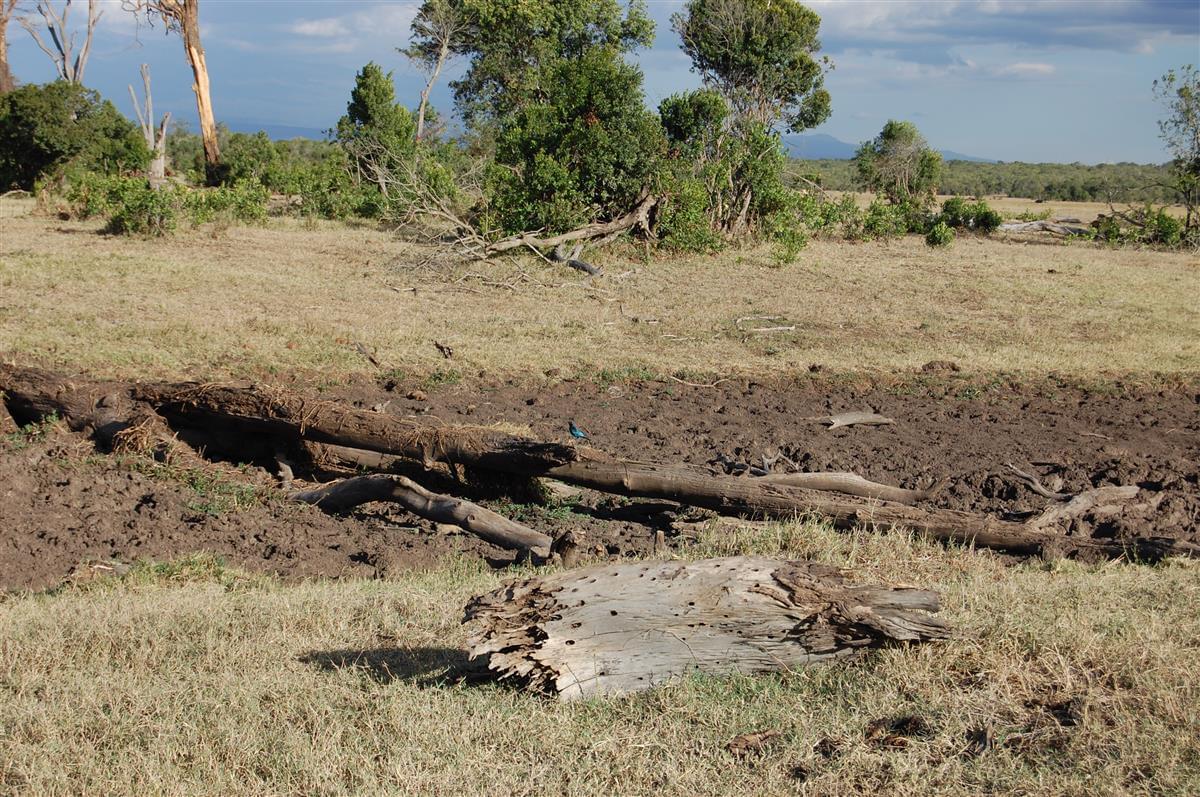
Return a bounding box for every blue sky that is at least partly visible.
[6,0,1199,163]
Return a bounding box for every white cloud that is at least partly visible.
[290,18,351,38]
[995,62,1056,77]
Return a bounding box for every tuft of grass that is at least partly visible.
[1,411,60,451]
[2,524,1199,795]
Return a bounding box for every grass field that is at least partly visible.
[2,200,1199,795]
[2,196,1197,381]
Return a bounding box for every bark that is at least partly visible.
[755,472,945,506]
[0,0,17,94]
[178,2,219,180]
[464,556,950,699]
[999,220,1090,236]
[291,474,551,556]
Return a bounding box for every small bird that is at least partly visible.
[568,420,589,440]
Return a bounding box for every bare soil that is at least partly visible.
[3,372,1197,592]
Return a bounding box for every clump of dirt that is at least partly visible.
[2,373,1197,591]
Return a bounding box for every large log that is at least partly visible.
[3,365,1192,561]
[464,556,950,700]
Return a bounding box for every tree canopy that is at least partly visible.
[673,0,830,132]
[854,120,943,205]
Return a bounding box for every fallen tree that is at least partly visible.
[2,365,1193,562]
[291,474,552,557]
[464,556,950,699]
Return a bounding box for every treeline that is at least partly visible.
[794,159,1181,204]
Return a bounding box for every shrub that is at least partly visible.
[0,82,148,190]
[861,198,907,240]
[104,180,179,236]
[938,196,1002,233]
[925,220,955,247]
[657,177,722,253]
[181,182,269,225]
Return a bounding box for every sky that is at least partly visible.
[6,0,1199,163]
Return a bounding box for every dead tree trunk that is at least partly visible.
[19,0,101,84]
[0,0,19,95]
[291,474,552,556]
[465,556,950,700]
[129,63,170,186]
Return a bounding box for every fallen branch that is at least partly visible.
[464,556,949,700]
[291,474,551,556]
[998,220,1090,236]
[756,472,948,506]
[1005,463,1072,502]
[484,194,656,258]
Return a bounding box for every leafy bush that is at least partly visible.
[938,196,1002,233]
[0,82,148,190]
[925,220,955,247]
[104,180,179,236]
[860,198,907,240]
[483,47,665,235]
[657,177,722,253]
[64,175,269,235]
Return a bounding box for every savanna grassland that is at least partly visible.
[2,197,1199,796]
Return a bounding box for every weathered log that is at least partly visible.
[464,556,950,700]
[4,365,1192,562]
[291,474,552,556]
[755,472,946,505]
[998,220,1090,236]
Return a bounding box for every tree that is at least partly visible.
[1153,64,1199,232]
[122,1,220,183]
[128,63,169,185]
[448,0,653,126]
[335,62,416,197]
[855,120,943,206]
[672,0,830,132]
[403,0,467,142]
[0,0,20,94]
[19,0,100,84]
[0,81,147,189]
[485,46,664,235]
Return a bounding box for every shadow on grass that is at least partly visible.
[298,646,494,688]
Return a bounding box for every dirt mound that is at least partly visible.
[2,374,1197,591]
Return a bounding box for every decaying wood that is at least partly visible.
[483,194,656,257]
[824,411,894,430]
[756,472,947,506]
[1005,463,1072,502]
[291,474,552,556]
[1027,485,1140,531]
[998,220,1090,236]
[464,556,950,699]
[3,365,1192,562]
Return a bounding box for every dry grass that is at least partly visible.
[1,198,1196,381]
[2,527,1198,796]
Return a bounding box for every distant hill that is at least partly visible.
[225,121,327,141]
[783,133,995,163]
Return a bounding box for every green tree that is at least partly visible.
[1153,64,1199,232]
[672,0,830,132]
[448,0,653,126]
[335,62,416,196]
[854,120,943,206]
[484,46,664,234]
[0,81,147,189]
[403,0,467,141]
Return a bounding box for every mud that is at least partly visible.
[2,373,1197,591]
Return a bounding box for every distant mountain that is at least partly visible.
[224,121,327,141]
[782,133,995,163]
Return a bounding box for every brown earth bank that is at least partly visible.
[2,372,1198,592]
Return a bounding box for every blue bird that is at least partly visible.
[568,420,589,440]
